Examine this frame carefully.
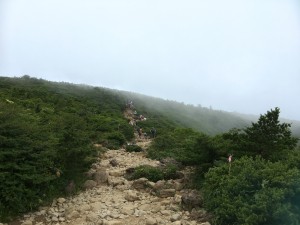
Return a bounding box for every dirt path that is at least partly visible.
[6,108,210,225]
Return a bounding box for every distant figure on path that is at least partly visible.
[137,127,143,138]
[150,127,157,138]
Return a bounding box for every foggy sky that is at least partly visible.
[1,0,300,120]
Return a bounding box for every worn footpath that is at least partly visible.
[5,109,211,225]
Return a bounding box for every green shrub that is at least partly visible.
[0,77,135,221]
[103,131,126,149]
[147,128,218,167]
[162,163,179,180]
[125,144,143,152]
[128,164,180,182]
[129,165,164,182]
[203,156,300,225]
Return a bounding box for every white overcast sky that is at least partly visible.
[1,0,300,120]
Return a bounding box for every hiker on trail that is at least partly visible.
[126,100,134,109]
[129,100,134,109]
[129,119,136,126]
[138,127,143,138]
[143,132,148,139]
[150,127,157,138]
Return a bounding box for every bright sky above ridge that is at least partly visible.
[1,0,300,120]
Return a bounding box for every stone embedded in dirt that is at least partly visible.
[21,221,33,225]
[157,188,176,198]
[65,209,80,220]
[153,180,165,191]
[145,217,158,225]
[102,220,123,225]
[86,212,99,222]
[93,168,109,184]
[109,170,123,177]
[108,177,125,187]
[170,213,182,222]
[124,190,140,201]
[146,180,156,189]
[57,197,66,204]
[109,158,119,167]
[174,180,184,191]
[172,221,182,225]
[83,179,97,190]
[132,177,149,190]
[199,222,211,225]
[120,206,134,215]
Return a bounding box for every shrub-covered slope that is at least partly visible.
[1,76,300,224]
[0,76,137,221]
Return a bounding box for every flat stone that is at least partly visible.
[146,217,158,225]
[170,213,182,222]
[57,197,66,204]
[132,177,149,190]
[102,220,123,225]
[83,180,97,190]
[21,221,33,225]
[109,170,123,177]
[158,189,176,198]
[124,190,140,201]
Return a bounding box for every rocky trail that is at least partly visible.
[6,108,210,225]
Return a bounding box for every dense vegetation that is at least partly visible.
[149,107,300,225]
[1,76,300,224]
[0,76,137,221]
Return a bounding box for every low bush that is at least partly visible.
[203,156,300,225]
[125,144,143,152]
[128,164,180,182]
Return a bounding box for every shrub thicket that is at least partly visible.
[0,76,134,221]
[2,76,300,225]
[203,156,300,225]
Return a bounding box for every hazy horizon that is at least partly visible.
[1,0,300,120]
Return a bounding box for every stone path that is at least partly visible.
[6,108,211,225]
